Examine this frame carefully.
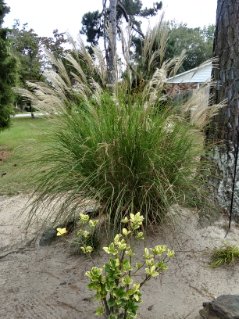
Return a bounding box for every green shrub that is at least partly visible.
[210,244,239,268]
[30,92,205,227]
[83,212,174,319]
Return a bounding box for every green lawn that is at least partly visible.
[0,118,51,195]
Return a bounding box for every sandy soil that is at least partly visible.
[0,195,239,319]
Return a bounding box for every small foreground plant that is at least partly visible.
[82,212,174,319]
[210,243,239,268]
[56,227,68,236]
[70,213,99,254]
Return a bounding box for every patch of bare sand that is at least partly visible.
[0,150,11,163]
[0,196,239,319]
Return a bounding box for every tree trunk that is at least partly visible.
[209,0,239,219]
[106,0,117,85]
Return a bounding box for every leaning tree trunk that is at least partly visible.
[209,0,239,220]
[106,0,117,85]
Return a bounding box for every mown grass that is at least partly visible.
[0,117,50,195]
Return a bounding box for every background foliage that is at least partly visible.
[0,0,17,129]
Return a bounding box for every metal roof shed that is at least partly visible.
[167,61,212,84]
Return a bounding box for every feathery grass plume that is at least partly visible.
[121,19,186,106]
[181,83,223,131]
[91,46,108,86]
[68,34,96,73]
[120,25,132,67]
[142,52,186,109]
[15,36,108,115]
[172,59,222,138]
[141,17,167,75]
[121,20,170,95]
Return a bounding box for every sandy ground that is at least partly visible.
[0,195,239,319]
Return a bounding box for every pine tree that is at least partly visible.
[209,0,239,221]
[0,0,17,129]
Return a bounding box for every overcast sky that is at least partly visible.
[3,0,217,38]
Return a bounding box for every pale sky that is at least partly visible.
[3,0,217,39]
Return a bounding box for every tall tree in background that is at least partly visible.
[209,0,239,221]
[81,0,162,46]
[81,0,162,84]
[11,21,43,83]
[0,0,17,129]
[11,24,68,77]
[10,21,43,113]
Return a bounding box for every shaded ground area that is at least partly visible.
[0,195,239,319]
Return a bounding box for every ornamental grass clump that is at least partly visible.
[30,91,205,226]
[19,26,218,229]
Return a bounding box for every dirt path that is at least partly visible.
[1,195,239,319]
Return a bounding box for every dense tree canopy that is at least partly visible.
[0,0,17,128]
[9,21,43,111]
[10,21,43,83]
[9,23,69,110]
[165,23,215,71]
[10,23,68,81]
[40,29,68,61]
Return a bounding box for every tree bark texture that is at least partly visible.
[107,0,117,85]
[209,0,239,218]
[211,0,239,142]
